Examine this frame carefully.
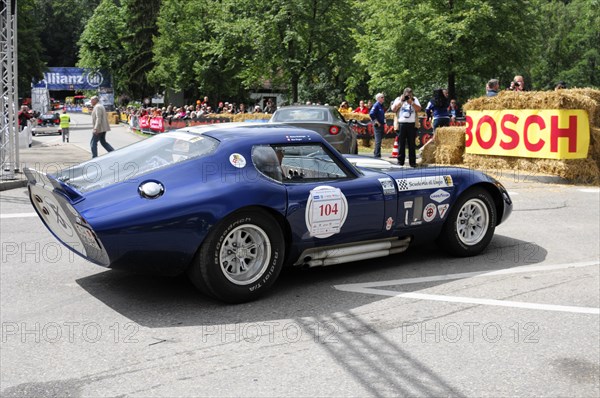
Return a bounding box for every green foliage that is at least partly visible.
[248,0,358,103]
[15,0,599,105]
[17,0,45,97]
[150,0,249,102]
[119,0,161,99]
[531,0,600,90]
[77,0,125,80]
[354,0,538,102]
[36,0,99,67]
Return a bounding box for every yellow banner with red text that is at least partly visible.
[465,110,590,159]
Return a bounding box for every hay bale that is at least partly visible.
[590,126,600,147]
[435,126,465,146]
[420,140,436,164]
[464,154,599,185]
[461,89,600,184]
[559,159,600,185]
[464,154,512,170]
[232,113,271,122]
[463,89,600,128]
[347,112,371,122]
[435,145,464,165]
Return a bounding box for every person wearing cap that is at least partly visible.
[90,95,115,158]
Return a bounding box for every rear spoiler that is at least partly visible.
[24,167,84,203]
[24,168,109,266]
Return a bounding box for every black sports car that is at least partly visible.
[32,112,62,136]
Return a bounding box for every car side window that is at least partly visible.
[271,144,350,182]
[331,108,347,123]
[252,146,285,182]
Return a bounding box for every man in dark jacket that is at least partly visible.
[369,93,386,158]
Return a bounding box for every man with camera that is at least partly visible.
[508,75,525,91]
[391,88,421,167]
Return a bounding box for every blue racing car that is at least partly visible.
[25,123,512,303]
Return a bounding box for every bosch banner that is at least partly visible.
[466,110,590,159]
[32,67,111,90]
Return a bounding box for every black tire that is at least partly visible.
[187,210,285,303]
[438,187,497,257]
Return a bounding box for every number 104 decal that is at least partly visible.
[305,186,348,238]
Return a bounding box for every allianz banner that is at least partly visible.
[465,110,590,159]
[32,67,112,90]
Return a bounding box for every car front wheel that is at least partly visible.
[438,187,497,257]
[188,209,285,303]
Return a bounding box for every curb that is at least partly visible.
[0,175,27,192]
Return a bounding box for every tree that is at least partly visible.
[16,0,45,97]
[354,0,538,101]
[36,0,99,67]
[78,0,125,91]
[530,0,600,90]
[246,0,358,104]
[119,0,161,99]
[150,0,249,102]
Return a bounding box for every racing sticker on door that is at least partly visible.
[423,203,437,222]
[396,175,453,191]
[305,186,348,238]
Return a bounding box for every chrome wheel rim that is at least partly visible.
[219,224,271,285]
[456,198,489,246]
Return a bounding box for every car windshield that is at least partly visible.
[272,109,329,122]
[53,132,219,193]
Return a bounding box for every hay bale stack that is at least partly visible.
[347,112,371,122]
[590,127,600,166]
[462,89,600,185]
[435,127,465,147]
[420,140,436,164]
[421,126,465,165]
[435,145,464,165]
[232,113,271,122]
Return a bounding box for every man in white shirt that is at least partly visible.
[391,88,421,167]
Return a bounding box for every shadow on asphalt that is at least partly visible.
[75,235,547,328]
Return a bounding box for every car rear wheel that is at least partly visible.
[188,209,285,303]
[438,187,496,257]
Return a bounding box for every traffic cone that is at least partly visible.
[391,136,399,158]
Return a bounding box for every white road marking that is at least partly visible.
[334,261,600,314]
[0,213,38,219]
[579,188,600,193]
[507,191,518,196]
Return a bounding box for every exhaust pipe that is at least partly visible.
[296,237,411,268]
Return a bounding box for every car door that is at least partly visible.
[277,143,388,246]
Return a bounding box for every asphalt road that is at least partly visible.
[1,139,599,396]
[30,112,143,154]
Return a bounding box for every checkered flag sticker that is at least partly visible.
[396,179,409,191]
